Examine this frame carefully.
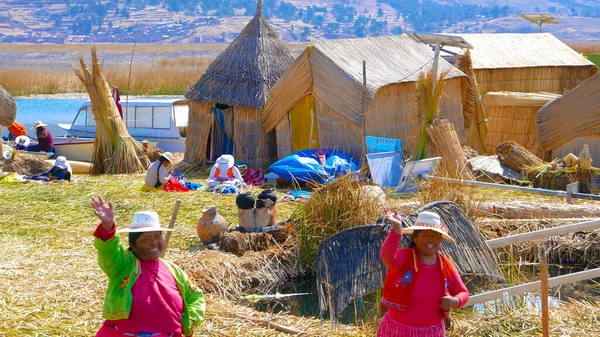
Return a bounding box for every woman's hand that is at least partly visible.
[385,208,403,234]
[440,295,460,310]
[91,195,114,231]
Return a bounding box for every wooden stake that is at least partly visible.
[161,199,181,257]
[231,313,304,335]
[539,246,550,337]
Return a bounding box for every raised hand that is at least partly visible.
[91,195,114,231]
[384,208,403,234]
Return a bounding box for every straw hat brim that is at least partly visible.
[401,226,455,242]
[118,227,175,233]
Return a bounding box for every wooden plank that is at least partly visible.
[486,219,600,249]
[539,246,549,337]
[465,268,600,307]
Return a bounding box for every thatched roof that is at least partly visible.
[537,72,600,151]
[263,34,466,131]
[185,0,294,109]
[0,85,16,127]
[451,33,595,69]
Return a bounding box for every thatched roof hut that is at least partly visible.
[0,85,16,127]
[182,0,294,169]
[537,72,600,162]
[484,91,560,157]
[262,34,467,160]
[451,33,597,95]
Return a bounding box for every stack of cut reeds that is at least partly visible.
[74,47,150,174]
[496,140,544,174]
[0,84,16,127]
[414,67,449,160]
[427,118,475,180]
[458,50,488,155]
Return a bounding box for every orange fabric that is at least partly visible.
[214,167,234,179]
[8,122,27,137]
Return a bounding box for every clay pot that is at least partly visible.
[197,206,229,245]
[236,192,255,209]
[257,189,277,205]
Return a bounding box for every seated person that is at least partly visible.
[29,156,72,182]
[28,121,54,153]
[7,121,27,141]
[14,135,30,151]
[141,152,174,190]
[207,154,243,189]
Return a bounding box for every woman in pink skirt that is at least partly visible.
[377,210,469,337]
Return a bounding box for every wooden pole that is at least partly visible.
[161,199,181,257]
[465,267,600,307]
[362,60,368,160]
[539,246,550,337]
[485,219,600,249]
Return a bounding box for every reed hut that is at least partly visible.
[0,85,16,127]
[537,72,600,162]
[450,33,597,95]
[262,34,467,160]
[483,91,560,157]
[182,0,294,169]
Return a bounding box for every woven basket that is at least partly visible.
[0,85,16,127]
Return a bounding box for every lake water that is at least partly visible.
[2,96,87,138]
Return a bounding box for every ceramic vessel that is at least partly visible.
[578,144,592,169]
[236,192,255,209]
[197,206,229,244]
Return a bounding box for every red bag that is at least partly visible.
[163,177,190,192]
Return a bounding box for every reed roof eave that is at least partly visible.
[449,33,596,69]
[185,14,294,110]
[537,71,600,151]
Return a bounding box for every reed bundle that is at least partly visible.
[181,234,302,300]
[414,67,449,160]
[0,152,51,176]
[458,50,488,154]
[74,46,150,174]
[496,140,544,174]
[426,118,475,180]
[292,174,387,273]
[0,84,16,127]
[524,164,600,193]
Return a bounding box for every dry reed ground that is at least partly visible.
[0,169,599,336]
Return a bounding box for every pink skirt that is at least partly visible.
[96,323,182,337]
[376,312,445,337]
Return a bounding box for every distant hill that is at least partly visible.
[0,0,599,44]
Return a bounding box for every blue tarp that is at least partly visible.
[269,149,360,183]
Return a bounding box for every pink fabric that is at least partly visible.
[377,312,445,337]
[96,324,182,337]
[94,222,116,241]
[105,259,183,334]
[380,231,469,327]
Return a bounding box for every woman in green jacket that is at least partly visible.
[91,195,205,337]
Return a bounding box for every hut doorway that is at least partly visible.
[209,104,235,161]
[289,94,319,151]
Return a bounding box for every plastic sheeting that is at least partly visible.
[268,149,360,183]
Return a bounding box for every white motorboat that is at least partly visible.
[58,97,188,153]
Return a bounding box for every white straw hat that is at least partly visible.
[31,121,47,130]
[161,152,174,163]
[401,211,454,242]
[216,154,234,170]
[15,135,30,147]
[118,211,175,233]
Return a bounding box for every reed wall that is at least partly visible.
[484,104,543,156]
[366,78,465,156]
[316,100,363,160]
[234,107,272,168]
[549,134,600,164]
[474,66,597,94]
[275,115,293,159]
[183,101,212,164]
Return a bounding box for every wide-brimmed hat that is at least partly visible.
[161,152,174,163]
[15,135,30,147]
[118,211,175,233]
[216,154,234,170]
[53,156,73,174]
[31,121,47,130]
[402,211,454,242]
